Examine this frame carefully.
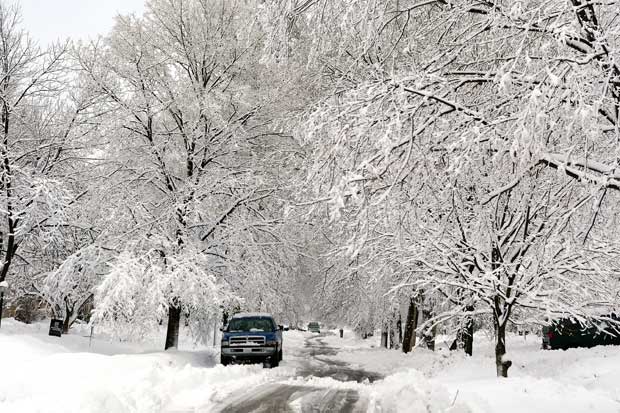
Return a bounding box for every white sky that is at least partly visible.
[19,0,146,45]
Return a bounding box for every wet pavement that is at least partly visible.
[296,337,383,384]
[218,385,360,413]
[215,333,383,412]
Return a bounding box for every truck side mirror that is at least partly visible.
[278,325,283,331]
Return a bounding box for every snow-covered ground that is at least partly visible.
[0,319,292,413]
[1,320,619,412]
[320,329,620,412]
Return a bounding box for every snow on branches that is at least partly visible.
[271,0,620,376]
[93,242,230,343]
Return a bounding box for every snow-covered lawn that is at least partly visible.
[321,329,620,412]
[1,320,620,412]
[0,319,292,412]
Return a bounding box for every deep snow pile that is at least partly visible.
[321,329,620,412]
[284,330,469,412]
[284,371,470,413]
[0,319,292,413]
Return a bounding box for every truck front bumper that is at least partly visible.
[221,346,276,360]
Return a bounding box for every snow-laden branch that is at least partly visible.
[539,153,620,190]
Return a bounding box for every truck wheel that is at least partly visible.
[278,350,283,362]
[220,356,230,366]
[270,349,280,368]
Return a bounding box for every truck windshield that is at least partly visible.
[228,318,275,332]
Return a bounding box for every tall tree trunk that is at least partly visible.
[165,304,181,350]
[212,319,218,346]
[463,308,474,356]
[0,98,16,286]
[453,306,474,356]
[420,307,436,351]
[62,297,79,334]
[402,297,418,353]
[380,323,388,348]
[495,320,511,377]
[63,305,72,334]
[0,291,4,328]
[389,310,401,349]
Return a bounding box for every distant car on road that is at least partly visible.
[220,313,283,367]
[542,315,620,350]
[307,322,320,333]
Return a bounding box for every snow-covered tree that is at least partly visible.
[77,0,300,348]
[0,3,100,323]
[261,0,620,376]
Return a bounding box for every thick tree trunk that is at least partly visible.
[0,101,16,288]
[213,319,218,346]
[380,324,388,348]
[463,310,474,356]
[63,301,73,334]
[388,318,396,349]
[165,304,181,350]
[420,307,436,351]
[63,313,71,334]
[397,314,403,348]
[495,321,512,377]
[402,297,418,353]
[453,306,474,356]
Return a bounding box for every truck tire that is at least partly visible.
[220,356,230,366]
[269,347,280,368]
[263,358,278,368]
[278,349,283,362]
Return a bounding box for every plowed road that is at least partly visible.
[216,333,382,413]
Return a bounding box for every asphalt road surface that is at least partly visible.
[215,333,382,413]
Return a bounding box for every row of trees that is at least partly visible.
[274,0,620,377]
[1,0,619,377]
[0,0,303,348]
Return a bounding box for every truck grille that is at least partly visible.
[229,336,266,346]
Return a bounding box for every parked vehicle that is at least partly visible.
[220,313,283,367]
[308,322,320,333]
[542,314,620,350]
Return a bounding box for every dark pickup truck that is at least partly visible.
[220,313,283,367]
